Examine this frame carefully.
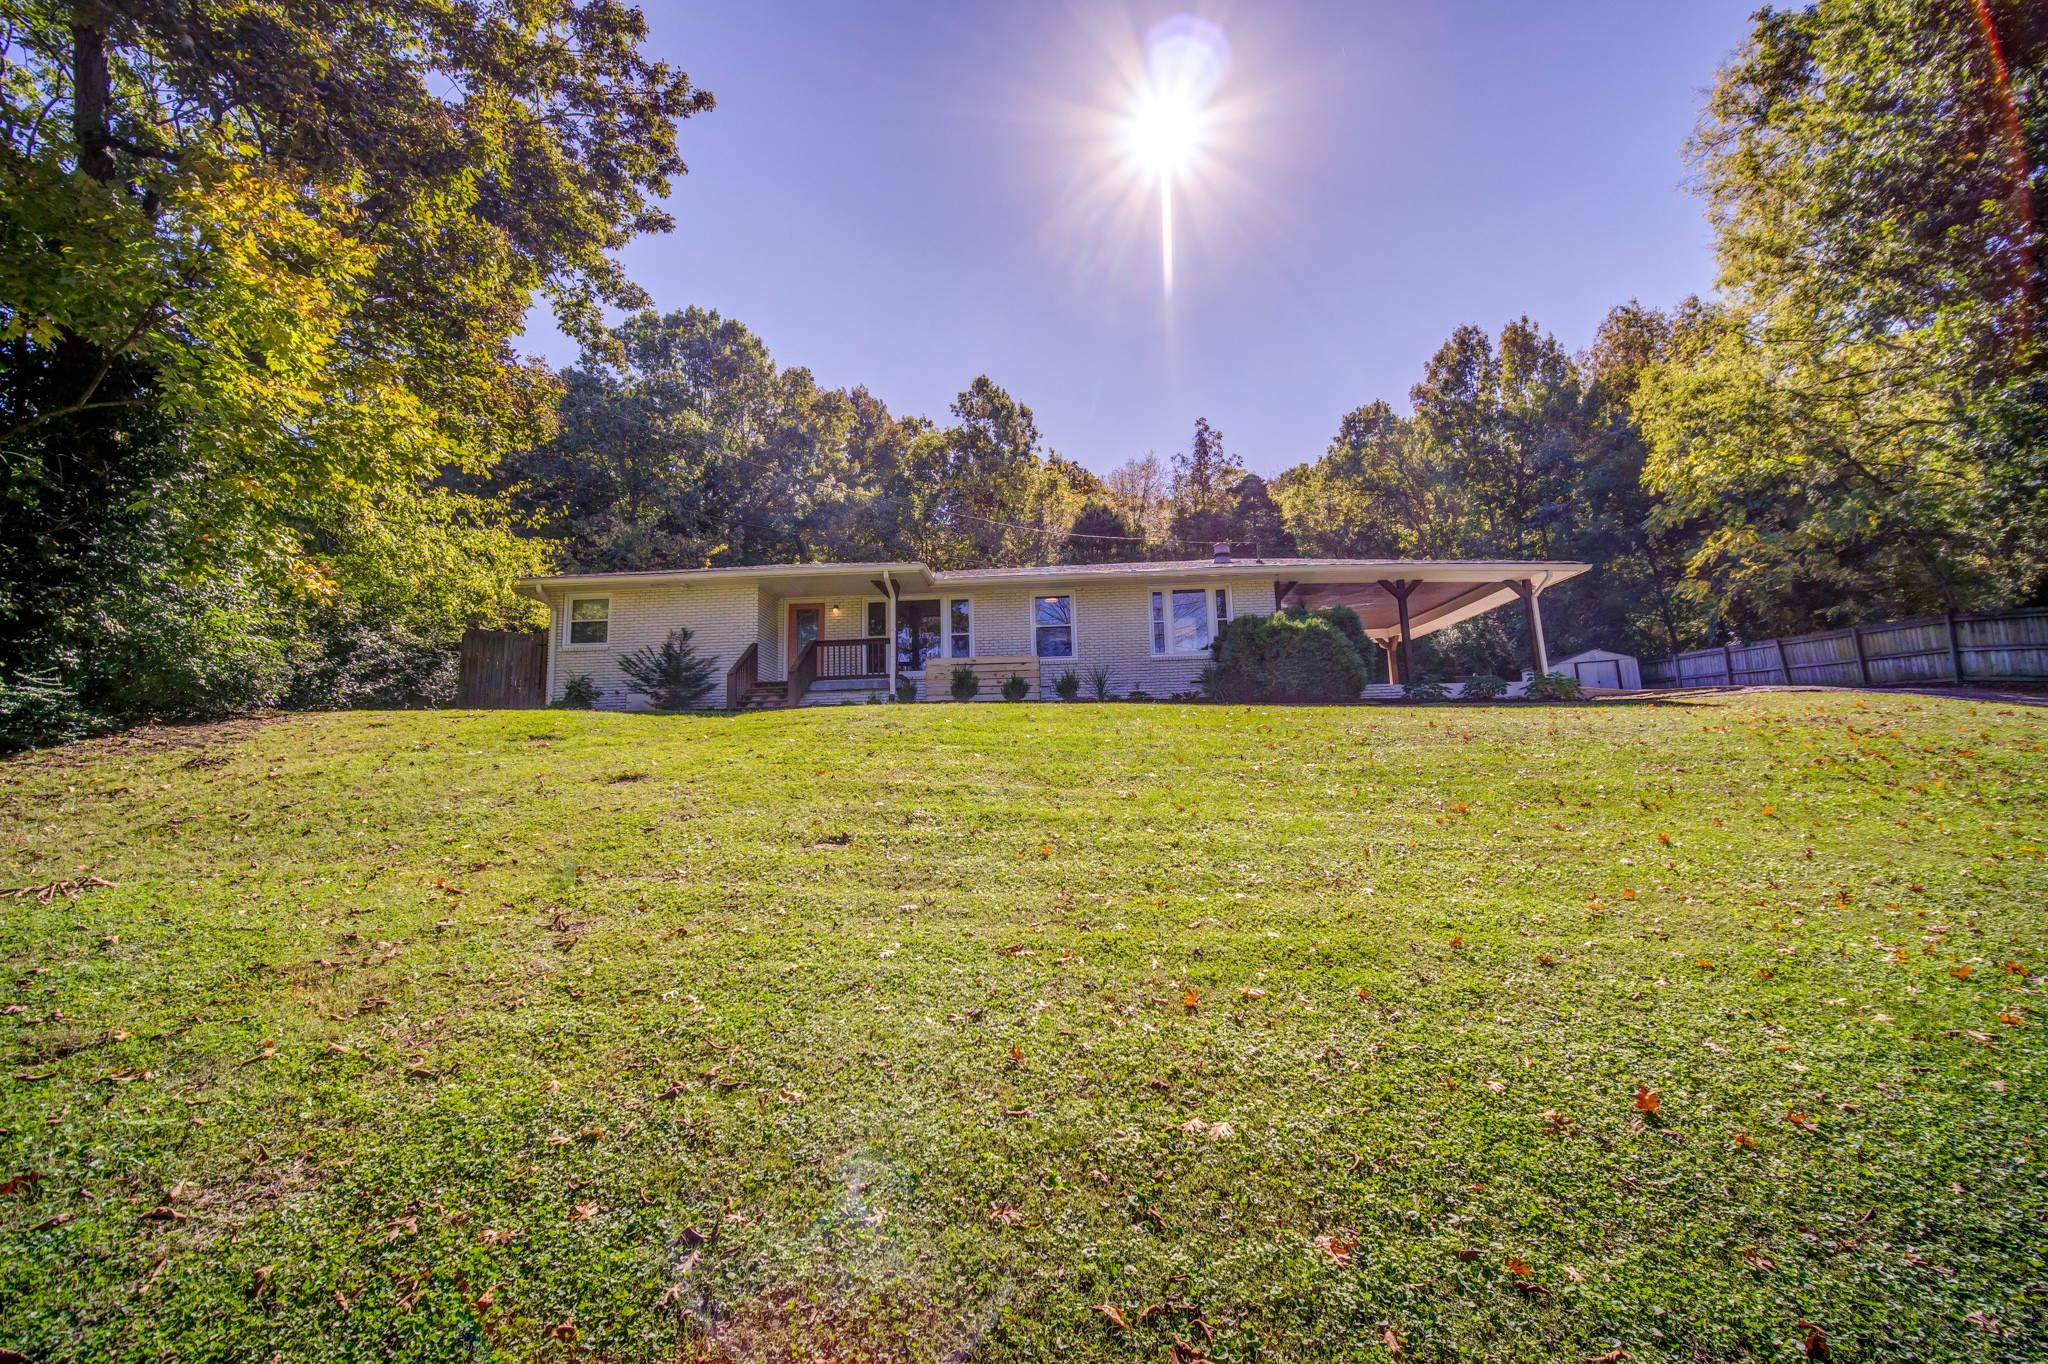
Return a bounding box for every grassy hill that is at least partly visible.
[1,695,2043,1362]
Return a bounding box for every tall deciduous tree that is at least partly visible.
[1635,0,2048,625]
[0,0,708,734]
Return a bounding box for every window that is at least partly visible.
[1151,587,1225,655]
[1033,595,1073,657]
[1171,589,1209,653]
[949,599,972,658]
[867,601,888,638]
[567,597,609,646]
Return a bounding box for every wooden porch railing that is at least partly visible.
[725,641,760,712]
[789,636,889,708]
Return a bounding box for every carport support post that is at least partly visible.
[1507,579,1549,677]
[1380,639,1398,685]
[883,571,898,698]
[1376,579,1417,685]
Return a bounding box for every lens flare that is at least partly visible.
[1125,15,1230,295]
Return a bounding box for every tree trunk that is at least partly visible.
[71,1,114,182]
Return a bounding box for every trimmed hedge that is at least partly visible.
[1212,611,1369,703]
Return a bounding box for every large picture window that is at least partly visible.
[1151,589,1212,655]
[567,597,610,646]
[1033,595,1073,657]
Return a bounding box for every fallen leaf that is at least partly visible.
[1380,1323,1405,1358]
[1312,1232,1357,1264]
[987,1203,1023,1226]
[1504,1256,1534,1278]
[1743,1247,1776,1272]
[1181,988,1200,1009]
[1965,1310,2004,1336]
[1092,1302,1131,1330]
[1633,1086,1659,1114]
[1239,987,1266,1000]
[1800,1321,1828,1359]
[569,1202,598,1222]
[1951,965,1972,979]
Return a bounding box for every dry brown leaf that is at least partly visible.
[1633,1086,1660,1114]
[1092,1302,1131,1330]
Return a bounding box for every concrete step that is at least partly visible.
[796,686,890,706]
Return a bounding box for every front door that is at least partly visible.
[788,604,823,670]
[896,599,942,672]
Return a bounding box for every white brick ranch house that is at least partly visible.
[513,549,1591,710]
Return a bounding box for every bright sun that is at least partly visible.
[1123,15,1230,296]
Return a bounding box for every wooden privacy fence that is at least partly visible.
[456,629,547,708]
[1640,609,2048,690]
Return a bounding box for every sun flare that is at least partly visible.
[1123,15,1230,296]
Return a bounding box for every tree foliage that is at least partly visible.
[0,0,706,736]
[1634,0,2048,629]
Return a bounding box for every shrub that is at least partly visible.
[1001,673,1030,702]
[1126,689,1154,703]
[950,666,981,702]
[0,670,97,751]
[1197,664,1220,699]
[1403,678,1450,701]
[1526,671,1583,701]
[1053,669,1080,702]
[618,628,718,710]
[1459,673,1508,700]
[554,674,600,709]
[1212,613,1369,703]
[1087,664,1113,701]
[895,675,918,704]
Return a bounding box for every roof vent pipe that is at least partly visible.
[1212,541,1231,564]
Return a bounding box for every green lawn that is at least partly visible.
[1,695,2043,1362]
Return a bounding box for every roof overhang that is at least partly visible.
[515,562,935,604]
[513,559,1590,641]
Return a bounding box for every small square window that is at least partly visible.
[867,601,888,638]
[1033,595,1073,658]
[568,598,609,646]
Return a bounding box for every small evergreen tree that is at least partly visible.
[619,628,719,710]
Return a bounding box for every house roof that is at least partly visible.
[514,557,1592,639]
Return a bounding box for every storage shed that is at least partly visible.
[1548,648,1641,691]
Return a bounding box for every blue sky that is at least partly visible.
[519,1,1761,477]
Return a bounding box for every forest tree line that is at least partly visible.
[1,0,2042,740]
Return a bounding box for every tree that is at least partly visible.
[619,628,719,710]
[506,307,866,570]
[1065,501,1143,563]
[1169,418,1245,547]
[1,0,707,731]
[1274,402,1450,559]
[1102,455,1174,554]
[1225,474,1296,558]
[1634,0,2048,624]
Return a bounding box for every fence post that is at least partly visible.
[1945,612,1965,684]
[1772,637,1791,685]
[1849,625,1870,686]
[1721,643,1736,686]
